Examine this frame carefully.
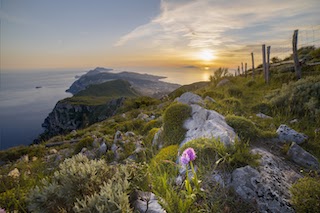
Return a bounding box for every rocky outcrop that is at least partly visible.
[41,97,125,138]
[176,92,238,147]
[231,148,302,213]
[276,125,307,144]
[287,142,319,170]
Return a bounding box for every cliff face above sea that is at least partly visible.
[41,97,125,137]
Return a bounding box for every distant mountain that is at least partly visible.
[66,67,180,98]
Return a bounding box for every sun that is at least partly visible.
[198,49,215,62]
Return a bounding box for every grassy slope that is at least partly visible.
[61,79,139,105]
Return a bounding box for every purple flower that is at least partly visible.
[0,208,6,213]
[180,148,196,165]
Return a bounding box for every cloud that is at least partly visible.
[114,0,320,67]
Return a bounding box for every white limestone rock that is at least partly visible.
[181,104,238,146]
[132,191,165,213]
[175,92,204,105]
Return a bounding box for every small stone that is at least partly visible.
[125,131,135,137]
[137,113,149,120]
[276,124,307,144]
[287,142,319,170]
[32,156,38,161]
[216,79,230,87]
[114,131,122,143]
[256,113,272,119]
[21,155,29,163]
[99,142,107,155]
[8,168,20,179]
[71,130,77,136]
[49,148,58,155]
[289,119,298,124]
[205,96,216,103]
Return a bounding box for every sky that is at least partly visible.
[1,0,320,72]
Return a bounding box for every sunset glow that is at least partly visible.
[197,49,216,62]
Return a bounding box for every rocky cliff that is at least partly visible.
[41,97,125,138]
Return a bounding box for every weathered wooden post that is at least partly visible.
[251,52,255,79]
[245,63,247,78]
[266,46,271,84]
[292,30,301,79]
[238,66,240,76]
[241,62,244,75]
[262,44,267,83]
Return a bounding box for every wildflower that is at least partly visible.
[0,208,6,213]
[180,148,196,165]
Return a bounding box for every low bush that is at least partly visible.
[27,154,134,213]
[162,103,191,146]
[227,86,243,98]
[73,136,94,154]
[290,176,320,213]
[180,138,259,172]
[202,91,225,100]
[268,75,320,119]
[225,115,275,141]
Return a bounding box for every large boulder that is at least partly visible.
[276,124,307,144]
[231,148,302,213]
[287,142,319,170]
[181,104,238,146]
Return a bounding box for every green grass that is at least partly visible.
[61,79,139,105]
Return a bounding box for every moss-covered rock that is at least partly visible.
[162,103,191,146]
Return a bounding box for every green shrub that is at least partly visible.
[142,119,162,134]
[222,97,241,108]
[180,138,259,172]
[74,136,94,154]
[268,75,320,119]
[149,145,179,177]
[227,87,243,98]
[162,103,191,146]
[251,102,273,115]
[246,80,256,87]
[0,145,46,162]
[27,154,133,213]
[290,176,320,213]
[202,91,225,100]
[225,115,275,141]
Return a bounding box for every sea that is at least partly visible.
[0,68,212,150]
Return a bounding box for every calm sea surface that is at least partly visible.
[0,68,211,150]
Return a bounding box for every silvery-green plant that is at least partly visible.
[27,154,132,213]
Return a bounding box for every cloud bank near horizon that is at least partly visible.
[115,0,320,66]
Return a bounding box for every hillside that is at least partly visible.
[1,47,320,213]
[66,67,180,98]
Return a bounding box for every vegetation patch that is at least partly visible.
[162,103,192,146]
[225,115,275,141]
[290,176,320,213]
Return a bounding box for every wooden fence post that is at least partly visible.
[241,62,244,75]
[262,44,267,83]
[292,30,301,79]
[245,63,247,78]
[238,66,240,76]
[251,52,255,79]
[266,46,271,84]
